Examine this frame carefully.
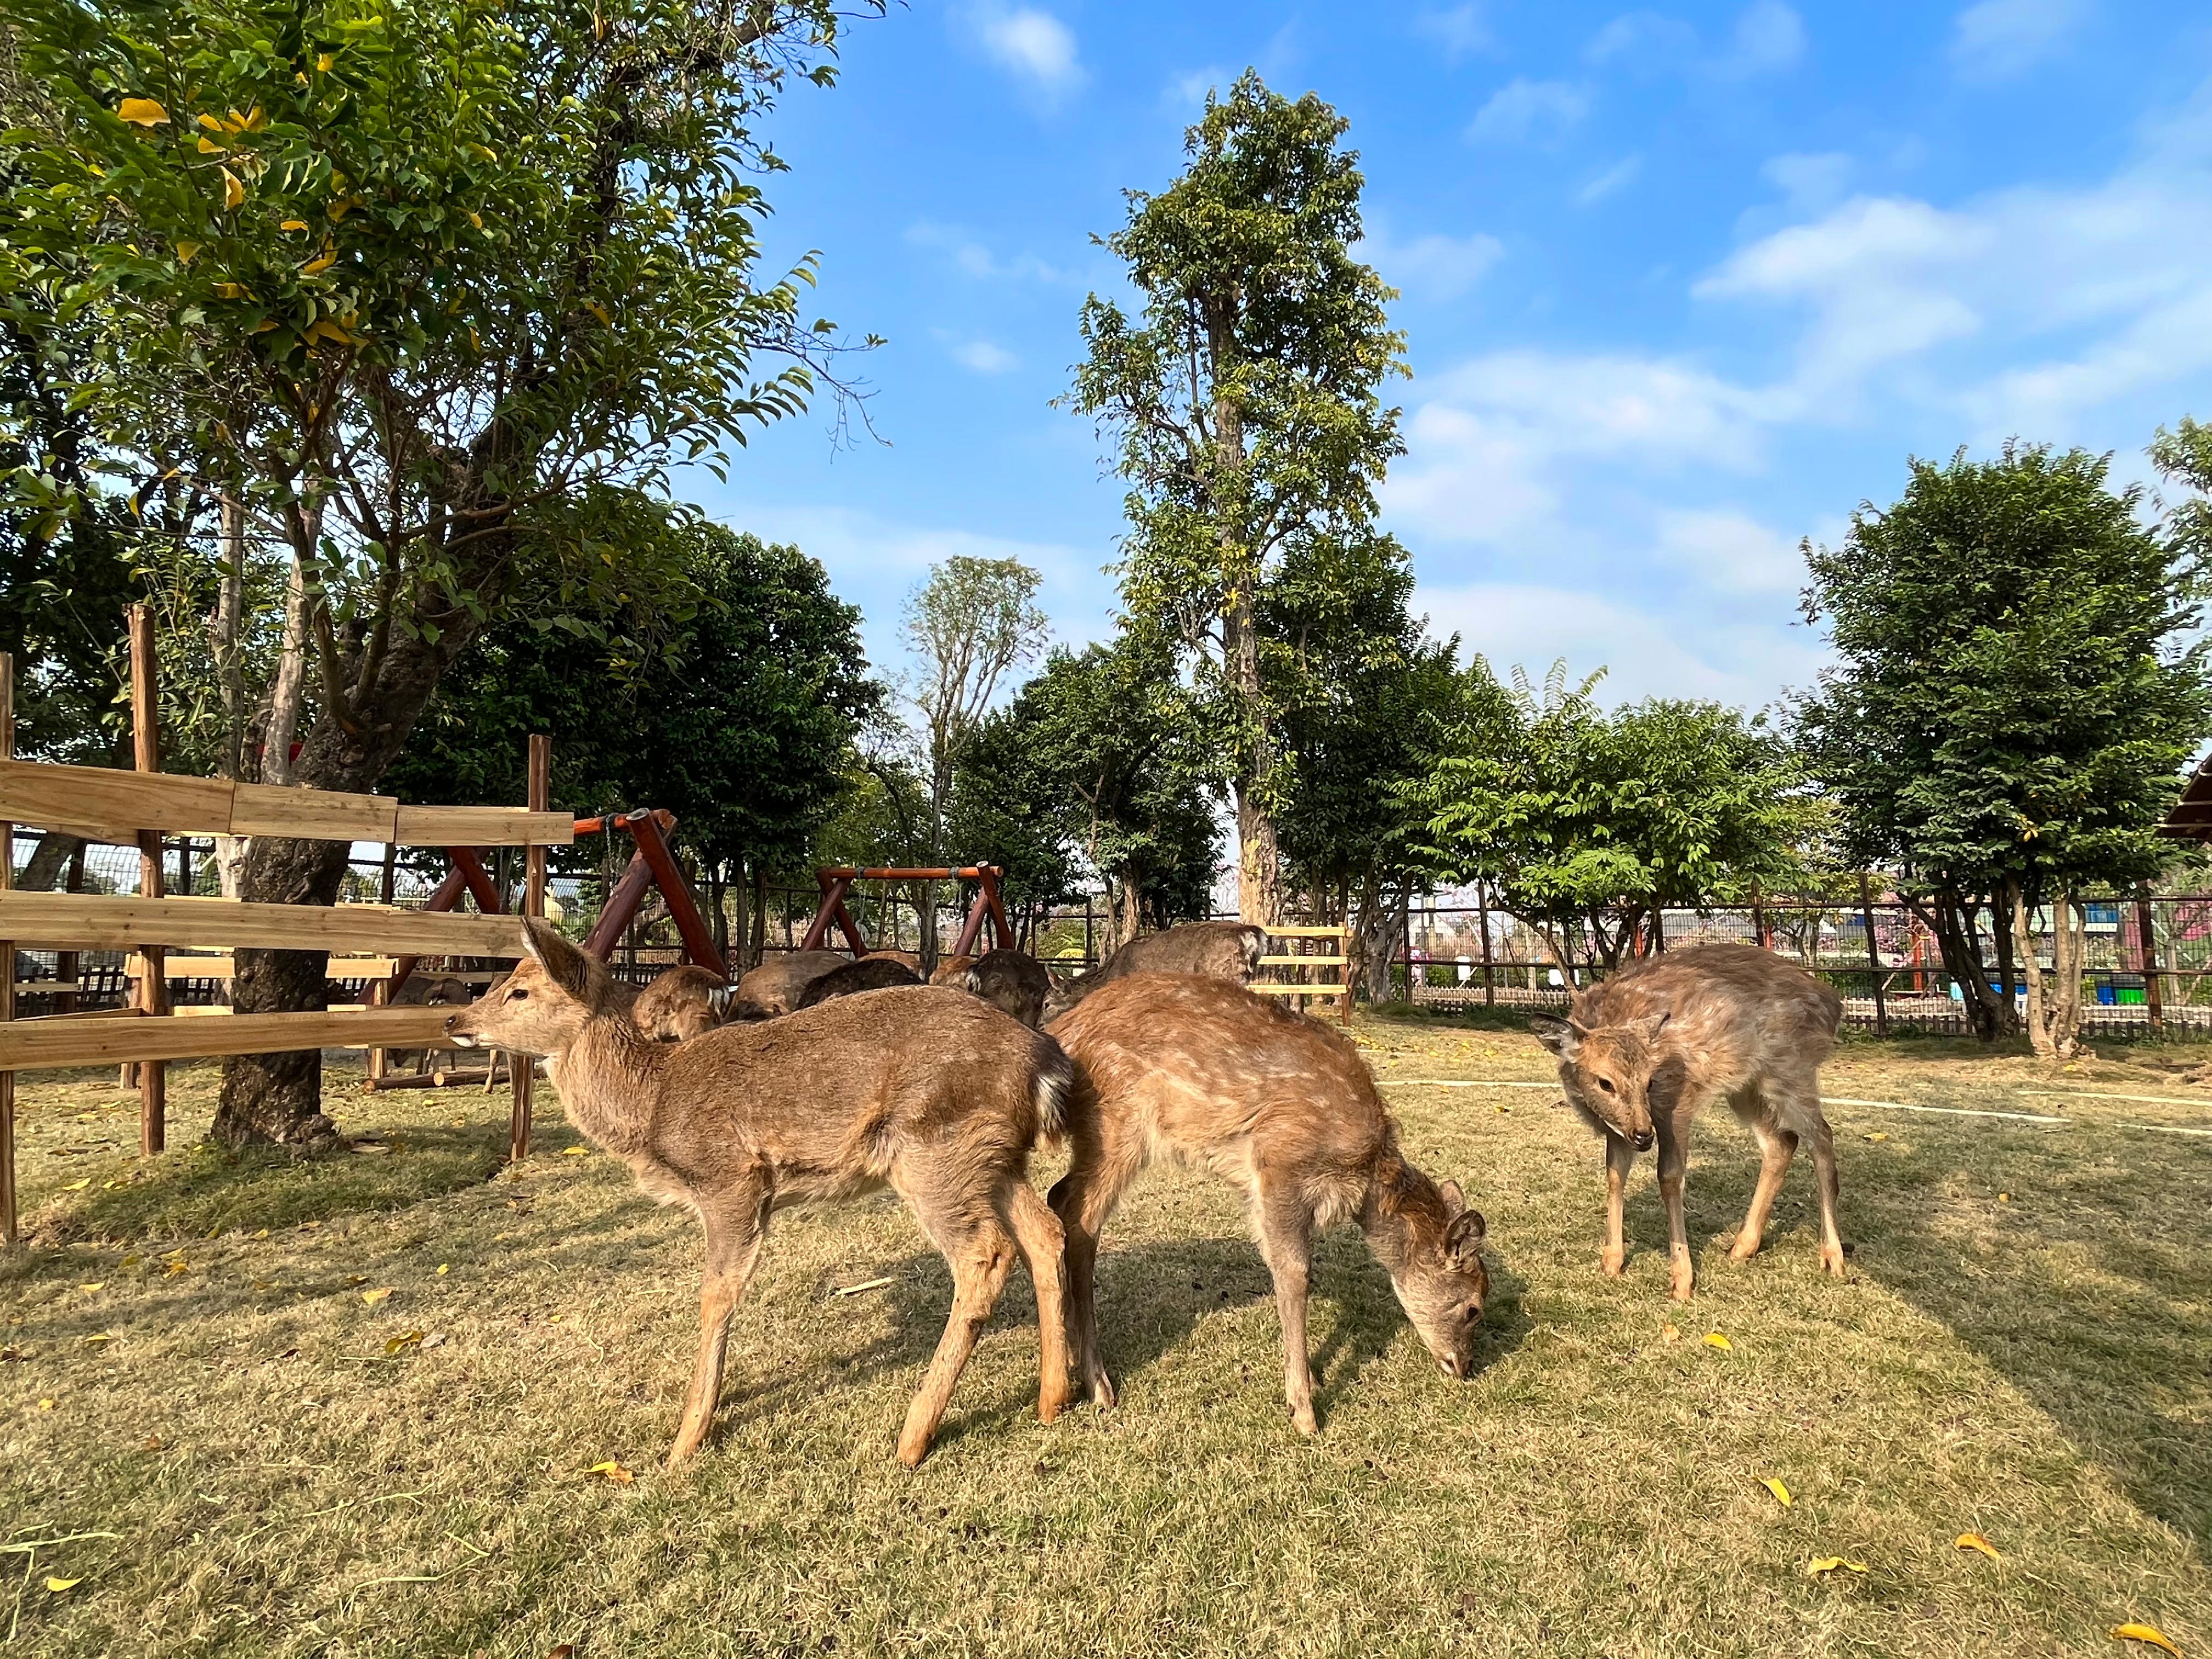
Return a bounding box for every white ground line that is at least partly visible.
[2120,1122,2212,1138]
[1820,1097,2070,1124]
[2016,1090,2212,1109]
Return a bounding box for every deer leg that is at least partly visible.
[896,1221,1017,1468]
[1656,1120,1695,1301]
[667,1185,771,1466]
[1805,1110,1847,1277]
[1600,1132,1634,1278]
[1001,1180,1074,1424]
[1730,1115,1798,1262]
[1048,1133,1140,1410]
[1254,1192,1320,1435]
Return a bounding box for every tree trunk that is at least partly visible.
[2016,887,2086,1060]
[1990,893,2021,1039]
[749,864,769,968]
[261,545,311,788]
[211,492,251,899]
[18,831,84,893]
[1910,889,2002,1042]
[1353,877,1408,1003]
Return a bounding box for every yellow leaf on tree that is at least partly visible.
[174,241,202,264]
[118,98,170,126]
[1956,1532,2002,1561]
[253,319,277,334]
[214,281,249,300]
[317,52,336,71]
[586,1460,634,1483]
[281,218,309,232]
[1761,1477,1793,1508]
[1806,1557,1866,1576]
[302,250,338,275]
[196,136,225,153]
[2111,1626,2182,1656]
[197,113,226,131]
[329,196,359,221]
[227,106,266,132]
[468,212,484,230]
[1703,1332,1733,1352]
[43,1577,81,1593]
[585,301,611,325]
[221,168,245,210]
[362,1286,392,1304]
[307,319,353,346]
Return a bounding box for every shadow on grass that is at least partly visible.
[19,1121,514,1248]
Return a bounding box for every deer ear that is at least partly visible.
[705,983,735,1018]
[1529,1014,1580,1057]
[521,918,594,1001]
[1446,1207,1487,1259]
[1437,1177,1465,1217]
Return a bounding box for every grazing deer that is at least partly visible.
[1047,973,1489,1435]
[732,950,848,1017]
[795,955,922,1007]
[962,948,1053,1029]
[1530,942,1846,1301]
[446,920,1074,1467]
[631,964,731,1043]
[930,955,976,985]
[1045,921,1267,1019]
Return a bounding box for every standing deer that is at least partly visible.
[447,919,1074,1467]
[1048,973,1489,1435]
[1530,942,1846,1301]
[1044,921,1267,1019]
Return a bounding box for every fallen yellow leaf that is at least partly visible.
[1703,1332,1733,1352]
[385,1329,424,1355]
[561,1146,589,1157]
[1998,1192,2011,1204]
[1806,1556,1866,1576]
[221,167,244,210]
[437,1263,450,1276]
[1864,1131,1888,1142]
[37,1398,54,1410]
[1956,1531,2001,1560]
[1661,1323,1681,1343]
[165,1261,188,1276]
[43,1577,80,1593]
[586,1460,634,1483]
[80,1333,111,1346]
[2111,1626,2182,1656]
[78,1282,104,1294]
[1762,1477,1793,1508]
[362,1286,393,1304]
[62,1178,90,1191]
[117,97,169,126]
[252,1229,268,1240]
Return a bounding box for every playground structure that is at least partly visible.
[798,865,1015,960]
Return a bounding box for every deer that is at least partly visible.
[961,948,1053,1030]
[795,955,922,1007]
[1044,921,1267,1020]
[630,964,731,1043]
[445,919,1075,1468]
[731,949,849,1017]
[1047,973,1489,1436]
[1529,941,1846,1301]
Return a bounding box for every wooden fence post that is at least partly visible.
[130,606,167,1154]
[2137,888,2164,1031]
[1,652,16,1247]
[1751,879,1769,951]
[1477,881,1496,1006]
[1859,871,1889,1039]
[511,733,550,1161]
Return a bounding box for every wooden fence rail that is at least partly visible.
[0,892,527,957]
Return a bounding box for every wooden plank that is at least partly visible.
[1263,926,1349,938]
[393,805,574,847]
[1248,983,1349,996]
[0,1006,459,1070]
[0,756,235,838]
[123,954,401,981]
[1258,955,1350,966]
[11,982,81,995]
[230,781,399,842]
[0,892,527,956]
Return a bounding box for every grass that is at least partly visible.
[2,1021,2207,1657]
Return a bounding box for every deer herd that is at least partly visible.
[445,919,1847,1468]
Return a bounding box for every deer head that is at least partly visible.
[1370,1166,1489,1378]
[1530,1009,1671,1149]
[446,919,624,1058]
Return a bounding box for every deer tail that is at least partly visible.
[1032,1039,1075,1145]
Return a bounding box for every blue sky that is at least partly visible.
[703,0,2212,712]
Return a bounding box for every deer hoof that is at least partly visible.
[1669,1267,1696,1302]
[1088,1372,1118,1411]
[1290,1402,1319,1437]
[1728,1233,1762,1262]
[1820,1245,1847,1278]
[1599,1249,1627,1278]
[1037,1389,1071,1425]
[895,1431,932,1469]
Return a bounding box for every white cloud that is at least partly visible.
[968,4,1083,99]
[1760,151,1855,213]
[1714,1,1806,77]
[1587,10,1697,67]
[1415,582,1826,708]
[1414,4,1491,59]
[950,339,1019,374]
[1951,0,2089,82]
[1654,508,1804,592]
[1163,67,1229,110]
[1359,227,1505,300]
[1577,154,1644,205]
[1466,78,1590,145]
[1588,4,1801,76]
[905,222,1069,284]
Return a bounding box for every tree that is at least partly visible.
[1795,442,2212,1056]
[390,517,881,963]
[952,633,1223,953]
[5,0,874,1140]
[1413,662,1818,975]
[1066,71,1405,926]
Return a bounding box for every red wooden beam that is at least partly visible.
[445,847,503,916]
[583,846,654,961]
[625,809,724,974]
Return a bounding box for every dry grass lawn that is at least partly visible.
[2,1012,2207,1657]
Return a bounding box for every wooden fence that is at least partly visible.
[1247,924,1351,1023]
[0,622,563,1246]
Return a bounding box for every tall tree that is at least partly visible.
[5,0,873,1141]
[1066,71,1405,926]
[1795,442,2211,1055]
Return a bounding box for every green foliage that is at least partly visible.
[1412,662,1819,966]
[951,633,1223,923]
[1065,70,1405,907]
[1795,442,2211,900]
[387,518,881,875]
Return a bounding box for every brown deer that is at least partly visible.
[795,955,922,1008]
[631,964,731,1043]
[732,949,848,1017]
[961,948,1053,1029]
[446,919,1074,1467]
[1044,921,1267,1019]
[1047,973,1489,1436]
[1530,942,1846,1301]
